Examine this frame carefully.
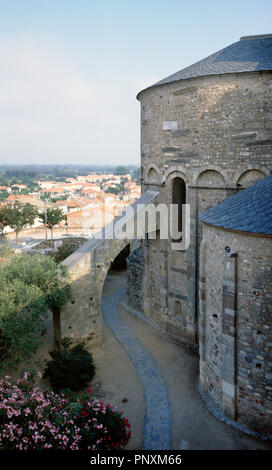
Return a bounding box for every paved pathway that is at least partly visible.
[102,287,171,450]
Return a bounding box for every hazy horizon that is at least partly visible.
[0,163,140,168]
[0,0,271,166]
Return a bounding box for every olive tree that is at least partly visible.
[39,207,65,238]
[0,253,72,370]
[0,202,38,241]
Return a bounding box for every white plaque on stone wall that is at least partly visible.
[163,121,178,131]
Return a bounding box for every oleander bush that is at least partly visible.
[53,243,77,263]
[43,339,96,392]
[76,398,131,450]
[0,372,131,450]
[53,239,86,263]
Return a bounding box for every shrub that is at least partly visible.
[0,373,131,450]
[77,399,131,450]
[0,243,13,259]
[0,279,48,366]
[51,239,87,264]
[43,339,95,392]
[54,242,78,263]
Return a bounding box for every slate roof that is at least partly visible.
[138,35,272,96]
[198,175,272,235]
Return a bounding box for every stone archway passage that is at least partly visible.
[60,190,160,345]
[102,287,171,450]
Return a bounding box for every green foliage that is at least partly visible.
[20,188,30,195]
[0,372,131,450]
[43,339,96,392]
[0,280,48,366]
[53,240,83,263]
[105,177,129,195]
[0,211,6,239]
[0,164,140,184]
[0,190,9,202]
[49,194,68,203]
[0,168,40,192]
[131,166,141,184]
[39,207,65,238]
[0,202,38,240]
[40,193,68,203]
[2,252,72,310]
[0,243,13,259]
[40,192,50,201]
[0,253,72,370]
[77,399,131,450]
[54,244,77,263]
[105,186,121,195]
[115,165,128,175]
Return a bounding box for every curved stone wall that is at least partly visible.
[132,70,272,345]
[139,71,272,182]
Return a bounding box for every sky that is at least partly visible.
[0,0,271,166]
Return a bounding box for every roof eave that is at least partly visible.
[200,220,272,238]
[136,69,271,101]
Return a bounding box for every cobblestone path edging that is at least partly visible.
[102,287,171,450]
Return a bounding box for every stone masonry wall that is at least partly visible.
[127,245,145,313]
[60,190,160,346]
[133,70,272,345]
[139,71,272,178]
[200,224,272,436]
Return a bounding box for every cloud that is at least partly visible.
[0,37,158,165]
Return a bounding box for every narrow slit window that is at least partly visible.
[172,177,186,242]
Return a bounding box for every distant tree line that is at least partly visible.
[0,164,140,184]
[0,165,141,203]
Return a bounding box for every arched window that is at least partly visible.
[172,177,186,242]
[174,300,181,316]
